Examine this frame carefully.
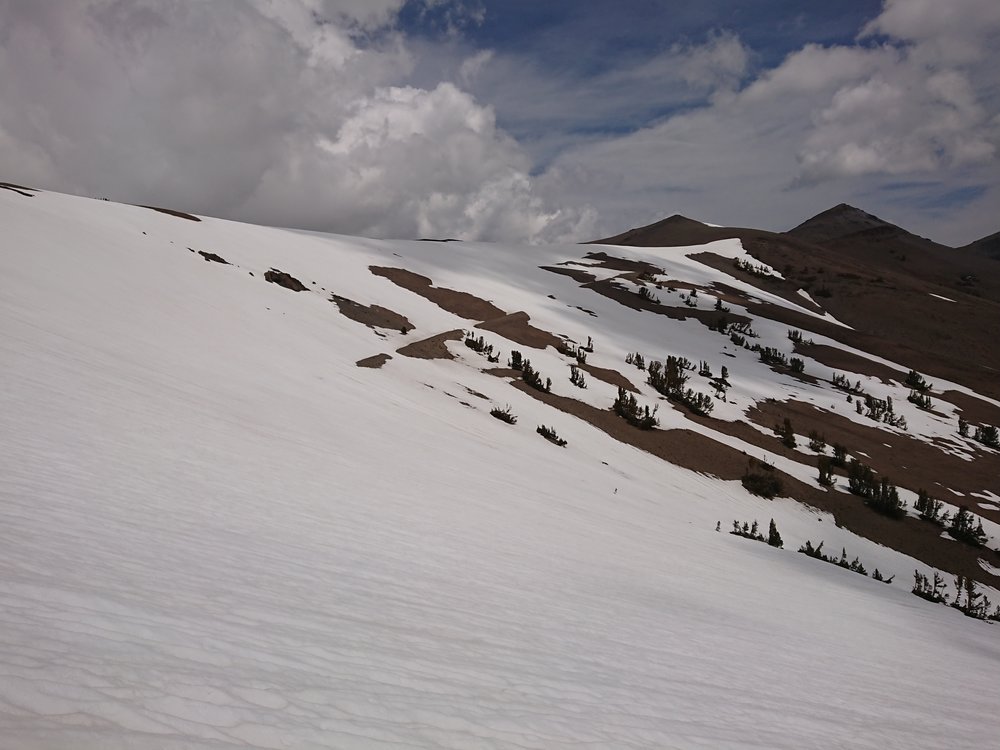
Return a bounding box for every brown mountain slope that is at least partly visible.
[961,231,1000,261]
[593,209,1000,400]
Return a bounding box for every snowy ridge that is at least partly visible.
[1,188,999,749]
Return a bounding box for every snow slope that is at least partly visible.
[1,189,999,749]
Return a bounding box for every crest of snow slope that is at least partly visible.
[1,189,999,749]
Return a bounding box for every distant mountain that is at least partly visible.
[784,203,948,255]
[961,230,1000,260]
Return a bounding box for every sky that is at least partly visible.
[0,0,997,245]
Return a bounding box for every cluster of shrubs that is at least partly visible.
[734,257,778,278]
[741,458,783,499]
[904,369,932,392]
[507,350,552,393]
[913,571,1000,621]
[646,355,715,416]
[558,337,593,364]
[798,541,892,582]
[831,372,865,395]
[536,425,567,447]
[613,387,659,429]
[521,360,551,393]
[490,405,517,424]
[856,394,907,429]
[757,348,804,373]
[569,365,587,389]
[787,329,814,345]
[730,518,784,548]
[625,351,646,370]
[960,419,1000,449]
[907,390,933,410]
[914,491,989,546]
[464,333,500,363]
[774,417,797,449]
[847,460,907,518]
[812,442,848,488]
[638,285,660,304]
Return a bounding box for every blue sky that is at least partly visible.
[1,0,997,244]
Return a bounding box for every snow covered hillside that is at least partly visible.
[2,185,999,749]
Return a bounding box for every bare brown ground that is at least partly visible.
[583,251,662,275]
[691,252,821,312]
[508,381,1000,586]
[942,390,1000,428]
[370,266,504,321]
[794,342,905,384]
[579,362,639,392]
[356,354,391,369]
[475,311,561,350]
[746,400,1000,513]
[396,329,463,360]
[539,266,597,284]
[140,205,201,221]
[584,278,752,329]
[331,294,412,332]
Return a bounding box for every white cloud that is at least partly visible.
[0,0,587,242]
[242,82,594,241]
[534,0,1000,244]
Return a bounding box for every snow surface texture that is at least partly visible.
[1,190,999,749]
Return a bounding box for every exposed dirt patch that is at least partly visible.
[794,343,905,384]
[484,367,521,379]
[396,329,463,360]
[140,205,201,221]
[746,400,1000,506]
[942,390,1000,428]
[331,294,412,332]
[585,278,752,330]
[370,266,504,321]
[264,269,308,292]
[475,311,561,350]
[692,252,814,311]
[540,265,597,284]
[583,251,662,275]
[579,363,639,392]
[197,250,229,264]
[356,354,391,369]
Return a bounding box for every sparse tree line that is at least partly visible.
[733,257,778,279]
[725,518,893,583]
[726,521,1000,626]
[645,354,716,416]
[787,329,814,346]
[798,540,892,582]
[621,352,720,416]
[854,394,907,429]
[757,347,805,374]
[914,491,989,547]
[730,518,784,548]
[912,571,1000,622]
[613,387,659,429]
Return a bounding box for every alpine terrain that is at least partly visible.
[2,182,1000,749]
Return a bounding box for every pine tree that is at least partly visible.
[767,519,783,548]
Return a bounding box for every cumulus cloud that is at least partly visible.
[0,0,588,241]
[536,0,1000,244]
